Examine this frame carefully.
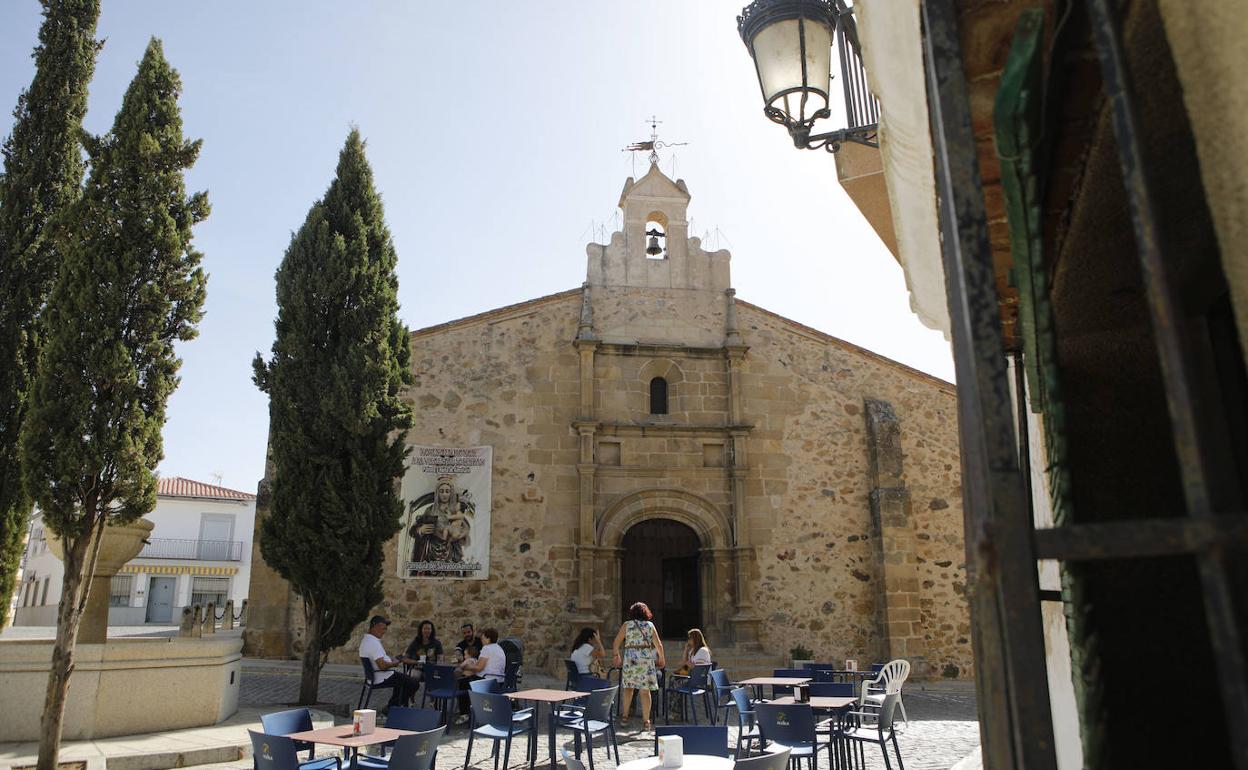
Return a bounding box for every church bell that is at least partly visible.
[645,228,664,256]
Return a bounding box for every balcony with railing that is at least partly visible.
[136,538,244,562]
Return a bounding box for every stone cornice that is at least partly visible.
[596,341,728,359]
[592,466,739,478]
[595,422,754,437]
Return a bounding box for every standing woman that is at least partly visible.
[612,602,665,730]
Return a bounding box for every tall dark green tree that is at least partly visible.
[253,130,413,704]
[20,39,207,770]
[0,0,101,628]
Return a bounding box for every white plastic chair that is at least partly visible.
[859,659,910,728]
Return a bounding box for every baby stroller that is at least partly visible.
[499,637,524,692]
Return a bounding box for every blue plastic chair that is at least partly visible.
[463,691,536,770]
[260,708,315,760]
[709,669,737,725]
[249,731,340,770]
[371,708,442,760]
[733,748,792,770]
[556,686,620,770]
[564,659,581,690]
[755,703,831,770]
[729,687,762,758]
[356,727,445,770]
[420,665,461,726]
[654,724,730,758]
[360,657,403,709]
[469,679,501,694]
[556,676,613,721]
[666,664,714,724]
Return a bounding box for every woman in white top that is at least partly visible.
[682,628,713,672]
[470,627,507,681]
[569,627,605,675]
[457,627,508,724]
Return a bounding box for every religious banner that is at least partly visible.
[398,446,491,579]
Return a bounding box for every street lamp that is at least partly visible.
[737,0,878,152]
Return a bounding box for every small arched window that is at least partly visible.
[650,377,669,415]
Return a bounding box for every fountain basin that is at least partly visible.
[0,632,242,741]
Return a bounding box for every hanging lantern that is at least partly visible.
[738,0,837,137]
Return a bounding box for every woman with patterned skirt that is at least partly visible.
[611,601,666,730]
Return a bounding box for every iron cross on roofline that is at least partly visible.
[623,115,688,164]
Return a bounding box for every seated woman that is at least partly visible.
[404,619,443,679]
[569,627,606,677]
[675,628,712,677]
[455,627,506,723]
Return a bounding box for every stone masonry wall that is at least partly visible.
[313,290,586,670]
[274,288,968,678]
[734,302,970,675]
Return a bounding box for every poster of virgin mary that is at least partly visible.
[398,446,491,579]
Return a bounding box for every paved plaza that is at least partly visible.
[232,662,980,770]
[0,655,980,770]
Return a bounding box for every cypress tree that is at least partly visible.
[253,129,413,705]
[20,39,207,770]
[0,0,101,627]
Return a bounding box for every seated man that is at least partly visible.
[454,622,482,661]
[360,615,418,711]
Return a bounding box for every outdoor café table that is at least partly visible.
[286,725,416,769]
[616,755,735,770]
[507,687,590,769]
[736,676,812,701]
[767,695,857,711]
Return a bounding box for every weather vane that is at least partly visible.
[623,115,688,165]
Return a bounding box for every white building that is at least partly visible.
[14,476,256,626]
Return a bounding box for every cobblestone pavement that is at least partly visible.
[231,666,981,770]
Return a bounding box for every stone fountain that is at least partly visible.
[0,518,244,741]
[47,517,155,643]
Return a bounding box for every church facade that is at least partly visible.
[244,165,971,678]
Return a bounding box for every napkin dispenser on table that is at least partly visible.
[657,734,684,767]
[797,683,811,703]
[352,709,377,735]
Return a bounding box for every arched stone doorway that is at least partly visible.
[620,519,701,638]
[594,488,740,643]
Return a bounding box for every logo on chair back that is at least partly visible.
[417,740,431,757]
[776,711,790,727]
[261,743,273,762]
[482,702,493,712]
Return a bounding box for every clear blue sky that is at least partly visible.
[1,1,954,492]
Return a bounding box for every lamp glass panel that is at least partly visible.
[753,16,833,122]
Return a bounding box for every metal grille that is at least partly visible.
[190,576,229,607]
[919,0,1248,765]
[835,11,879,131]
[138,538,243,561]
[109,574,132,607]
